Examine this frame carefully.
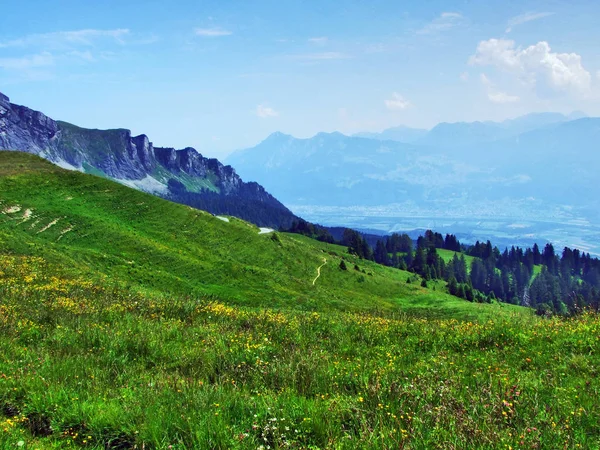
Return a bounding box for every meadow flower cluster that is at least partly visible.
[0,255,599,448]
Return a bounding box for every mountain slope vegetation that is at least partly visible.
[1,152,599,449]
[0,151,487,317]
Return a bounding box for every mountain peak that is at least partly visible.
[0,92,9,105]
[269,131,292,138]
[263,131,293,143]
[314,131,346,139]
[568,110,587,120]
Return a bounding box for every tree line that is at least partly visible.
[285,223,600,315]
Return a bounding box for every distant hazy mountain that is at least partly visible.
[227,113,600,252]
[499,111,586,135]
[477,118,600,199]
[227,131,443,207]
[0,92,297,228]
[357,112,586,147]
[228,114,600,208]
[417,121,507,147]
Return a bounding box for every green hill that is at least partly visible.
[437,248,476,268]
[0,151,510,320]
[0,152,598,449]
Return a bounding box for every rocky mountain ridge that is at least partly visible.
[0,92,296,228]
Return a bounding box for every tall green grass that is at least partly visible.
[0,255,598,448]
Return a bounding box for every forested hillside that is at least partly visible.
[285,222,600,314]
[374,231,600,314]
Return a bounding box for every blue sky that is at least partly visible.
[1,0,599,158]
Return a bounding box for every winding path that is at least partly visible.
[312,257,328,285]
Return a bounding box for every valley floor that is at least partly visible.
[293,207,600,256]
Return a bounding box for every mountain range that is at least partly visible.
[227,112,600,254]
[0,92,297,228]
[354,111,587,145]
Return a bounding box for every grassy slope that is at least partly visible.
[437,248,476,268]
[1,152,598,449]
[0,151,514,321]
[288,235,515,320]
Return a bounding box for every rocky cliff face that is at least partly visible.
[154,147,209,178]
[0,93,61,156]
[0,92,297,228]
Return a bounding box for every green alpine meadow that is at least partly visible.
[0,152,599,449]
[3,2,600,448]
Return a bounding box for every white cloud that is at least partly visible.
[0,29,129,49]
[385,93,412,110]
[417,12,464,35]
[488,91,520,104]
[442,12,463,18]
[290,52,350,61]
[308,37,328,45]
[480,73,520,104]
[470,39,592,94]
[470,39,522,71]
[256,104,279,118]
[506,12,554,33]
[459,71,469,82]
[0,52,54,70]
[194,27,232,37]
